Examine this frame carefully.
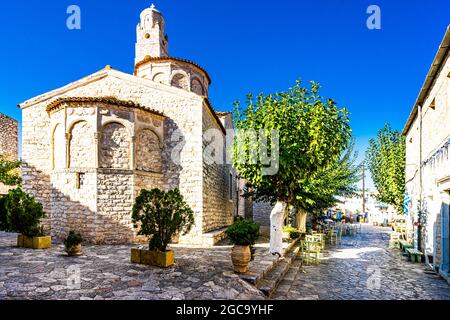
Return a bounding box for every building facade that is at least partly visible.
[403,26,450,283]
[18,5,242,245]
[0,112,19,195]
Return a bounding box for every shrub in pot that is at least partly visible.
[226,219,260,273]
[4,188,51,249]
[63,231,83,256]
[131,188,194,268]
[283,226,301,240]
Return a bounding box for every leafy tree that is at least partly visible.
[366,123,406,214]
[4,188,46,237]
[299,141,362,214]
[0,155,21,186]
[132,188,194,252]
[233,80,352,215]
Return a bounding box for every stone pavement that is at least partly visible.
[272,224,450,300]
[0,232,265,300]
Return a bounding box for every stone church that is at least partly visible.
[19,5,250,245]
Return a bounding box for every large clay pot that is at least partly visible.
[231,245,251,273]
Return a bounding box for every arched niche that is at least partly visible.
[69,121,95,168]
[135,128,162,173]
[191,77,205,96]
[152,72,166,84]
[100,122,131,169]
[171,72,189,91]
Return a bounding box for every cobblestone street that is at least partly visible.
[273,224,450,300]
[0,232,265,300]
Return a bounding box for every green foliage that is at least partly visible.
[0,196,8,231]
[366,123,406,214]
[63,231,83,248]
[226,219,260,246]
[3,188,46,237]
[299,140,362,215]
[283,226,301,240]
[233,80,351,209]
[0,155,21,186]
[132,188,195,252]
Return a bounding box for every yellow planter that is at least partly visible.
[17,235,52,249]
[130,248,174,268]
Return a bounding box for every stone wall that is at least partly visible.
[0,112,18,160]
[0,113,19,195]
[201,108,234,234]
[404,47,450,268]
[20,69,209,244]
[253,201,272,234]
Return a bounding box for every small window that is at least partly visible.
[76,172,85,189]
[229,173,233,200]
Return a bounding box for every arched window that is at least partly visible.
[171,73,189,91]
[135,129,162,173]
[69,121,94,168]
[100,122,130,169]
[191,78,205,95]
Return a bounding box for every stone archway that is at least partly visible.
[135,128,162,173]
[100,122,131,169]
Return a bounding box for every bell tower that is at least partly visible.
[135,4,169,64]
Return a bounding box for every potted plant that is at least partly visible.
[131,188,194,268]
[4,188,51,249]
[225,219,260,273]
[63,231,83,256]
[283,226,301,241]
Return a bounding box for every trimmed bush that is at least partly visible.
[0,196,8,231]
[226,219,260,246]
[4,188,46,237]
[132,188,194,252]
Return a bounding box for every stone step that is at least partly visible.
[239,238,300,286]
[256,245,300,297]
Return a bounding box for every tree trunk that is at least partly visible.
[270,201,285,257]
[297,208,308,233]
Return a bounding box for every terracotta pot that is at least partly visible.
[231,245,251,273]
[65,244,82,256]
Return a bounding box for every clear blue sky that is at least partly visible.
[0,0,449,190]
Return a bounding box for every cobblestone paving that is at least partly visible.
[0,232,265,300]
[272,224,450,300]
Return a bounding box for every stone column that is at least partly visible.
[65,133,71,168]
[130,135,136,170]
[94,132,100,168]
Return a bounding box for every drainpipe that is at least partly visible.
[418,104,423,251]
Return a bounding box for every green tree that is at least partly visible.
[4,188,46,236]
[366,123,406,214]
[233,80,352,222]
[299,141,362,213]
[0,154,21,186]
